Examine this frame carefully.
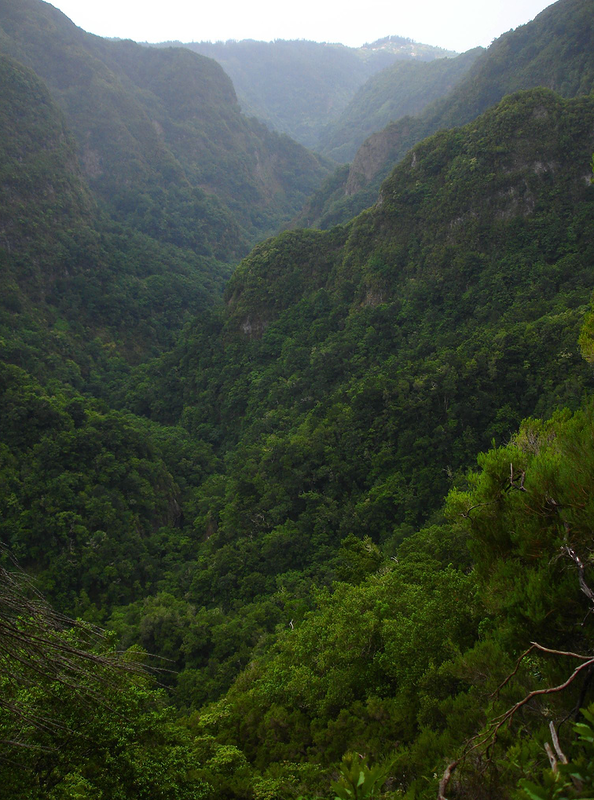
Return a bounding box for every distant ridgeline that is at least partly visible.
[297,0,594,228]
[157,37,457,151]
[3,0,594,797]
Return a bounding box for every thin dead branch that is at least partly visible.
[437,759,459,800]
[544,742,557,772]
[0,552,150,753]
[564,545,594,606]
[460,500,498,519]
[549,721,568,765]
[508,463,527,492]
[492,642,591,700]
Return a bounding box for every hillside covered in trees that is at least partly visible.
[2,0,594,798]
[0,0,332,254]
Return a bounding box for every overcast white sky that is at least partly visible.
[48,0,556,53]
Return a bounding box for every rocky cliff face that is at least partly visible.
[345,119,417,196]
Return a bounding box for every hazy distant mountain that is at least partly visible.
[0,0,338,372]
[0,45,238,368]
[155,37,457,150]
[297,0,594,228]
[319,46,483,162]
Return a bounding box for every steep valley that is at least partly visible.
[2,0,594,798]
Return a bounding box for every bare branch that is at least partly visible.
[491,644,538,699]
[491,641,590,701]
[544,742,557,772]
[508,463,527,492]
[549,721,568,765]
[0,553,153,753]
[528,642,592,660]
[438,647,594,799]
[438,759,459,800]
[460,500,498,519]
[488,658,594,736]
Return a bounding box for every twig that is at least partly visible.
[460,500,498,519]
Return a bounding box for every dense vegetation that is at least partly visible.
[102,88,594,712]
[171,38,456,150]
[3,0,594,798]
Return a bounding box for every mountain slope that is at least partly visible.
[299,0,594,228]
[0,49,232,392]
[0,52,94,280]
[0,0,332,252]
[3,6,594,795]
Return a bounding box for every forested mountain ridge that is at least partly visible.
[163,37,457,150]
[0,46,230,384]
[0,0,338,385]
[137,86,594,540]
[318,46,483,163]
[298,0,594,229]
[99,86,594,799]
[0,48,227,622]
[0,0,332,253]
